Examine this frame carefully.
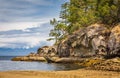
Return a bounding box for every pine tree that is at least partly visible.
[96,0,120,25]
[48,0,120,43]
[48,18,67,44]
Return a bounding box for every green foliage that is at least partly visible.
[96,0,120,25]
[67,0,98,33]
[48,0,120,43]
[48,18,67,44]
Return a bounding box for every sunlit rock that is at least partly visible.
[107,25,120,56]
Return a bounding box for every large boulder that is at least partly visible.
[107,25,120,56]
[57,40,71,57]
[57,24,110,57]
[37,46,57,57]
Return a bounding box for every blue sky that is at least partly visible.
[0,0,69,56]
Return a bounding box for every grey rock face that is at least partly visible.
[37,46,57,57]
[57,24,110,57]
[34,24,120,58]
[57,24,120,57]
[107,25,120,56]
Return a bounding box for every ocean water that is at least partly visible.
[0,56,82,71]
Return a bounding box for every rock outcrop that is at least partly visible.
[44,57,85,63]
[57,24,110,57]
[37,46,57,57]
[107,25,120,56]
[89,57,120,71]
[12,46,57,61]
[12,56,46,61]
[57,24,120,58]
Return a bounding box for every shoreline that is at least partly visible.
[0,69,120,78]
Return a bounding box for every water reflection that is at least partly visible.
[0,61,83,71]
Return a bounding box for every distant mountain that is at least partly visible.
[0,47,39,56]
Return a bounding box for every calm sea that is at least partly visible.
[0,56,82,71]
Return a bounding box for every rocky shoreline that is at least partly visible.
[12,24,120,72]
[12,56,120,72]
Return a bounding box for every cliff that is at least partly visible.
[57,24,120,58]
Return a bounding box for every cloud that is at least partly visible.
[0,19,50,31]
[0,0,66,22]
[0,0,68,49]
[0,36,52,49]
[0,22,54,49]
[23,0,53,6]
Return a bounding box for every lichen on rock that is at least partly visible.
[37,46,57,57]
[57,24,110,57]
[107,25,120,56]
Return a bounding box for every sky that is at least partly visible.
[0,0,69,56]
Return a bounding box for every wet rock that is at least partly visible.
[12,56,46,62]
[90,57,120,71]
[45,57,85,63]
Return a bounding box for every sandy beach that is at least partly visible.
[0,69,120,78]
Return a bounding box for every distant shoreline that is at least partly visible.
[0,69,119,78]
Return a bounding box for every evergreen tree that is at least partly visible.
[67,0,98,33]
[48,0,120,43]
[48,18,67,44]
[95,0,120,25]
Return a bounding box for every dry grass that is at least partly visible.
[0,69,120,78]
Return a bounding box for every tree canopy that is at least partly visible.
[48,0,120,44]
